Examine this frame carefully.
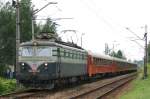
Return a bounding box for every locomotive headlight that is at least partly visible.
[44,63,48,66]
[22,63,25,66]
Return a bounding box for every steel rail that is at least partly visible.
[70,73,137,99]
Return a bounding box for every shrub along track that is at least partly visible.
[0,72,137,99]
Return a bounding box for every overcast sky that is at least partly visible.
[6,0,150,61]
[33,0,150,61]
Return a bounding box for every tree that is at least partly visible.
[41,18,57,33]
[110,50,126,60]
[36,18,58,39]
[116,50,123,58]
[0,0,57,72]
[20,0,33,42]
[0,2,16,66]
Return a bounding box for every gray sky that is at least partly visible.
[7,0,150,61]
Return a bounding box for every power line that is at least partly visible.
[79,0,115,31]
[126,27,143,40]
[130,39,144,48]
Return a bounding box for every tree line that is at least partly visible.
[0,0,57,76]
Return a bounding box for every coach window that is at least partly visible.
[105,59,108,65]
[100,59,103,65]
[80,53,83,59]
[75,52,78,59]
[74,52,76,59]
[84,54,86,60]
[99,58,102,65]
[64,50,66,58]
[72,51,74,59]
[60,49,64,57]
[80,53,82,59]
[81,53,83,59]
[68,51,70,58]
[110,60,112,64]
[70,51,73,58]
[122,62,124,66]
[121,62,123,66]
[118,62,120,66]
[77,52,80,59]
[83,54,85,60]
[97,58,99,65]
[66,50,69,57]
[78,53,80,59]
[76,52,78,59]
[96,58,98,65]
[52,48,57,56]
[95,58,97,65]
[79,53,81,59]
[71,51,74,59]
[74,52,77,59]
[93,58,95,65]
[107,60,109,65]
[71,51,73,59]
[102,59,105,65]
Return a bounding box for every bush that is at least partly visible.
[0,77,16,95]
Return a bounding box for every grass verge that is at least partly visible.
[0,77,16,95]
[121,65,150,99]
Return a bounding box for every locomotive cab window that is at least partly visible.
[19,46,52,56]
[36,46,52,56]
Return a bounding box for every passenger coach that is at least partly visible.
[87,51,137,77]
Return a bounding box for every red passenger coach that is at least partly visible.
[87,52,117,77]
[87,52,137,77]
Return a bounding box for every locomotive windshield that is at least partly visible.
[19,46,52,56]
[36,46,52,56]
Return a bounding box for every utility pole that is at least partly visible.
[12,0,20,76]
[81,33,85,47]
[144,25,148,79]
[16,0,20,76]
[105,43,108,55]
[31,9,35,40]
[126,25,148,79]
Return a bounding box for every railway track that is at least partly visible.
[69,73,137,99]
[45,72,137,99]
[0,73,137,99]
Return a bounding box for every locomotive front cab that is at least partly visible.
[17,41,59,85]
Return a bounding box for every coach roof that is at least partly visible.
[88,51,135,64]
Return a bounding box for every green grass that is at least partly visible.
[0,77,16,95]
[121,65,150,99]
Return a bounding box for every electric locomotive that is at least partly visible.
[17,37,87,89]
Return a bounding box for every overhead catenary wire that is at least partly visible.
[79,0,115,31]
